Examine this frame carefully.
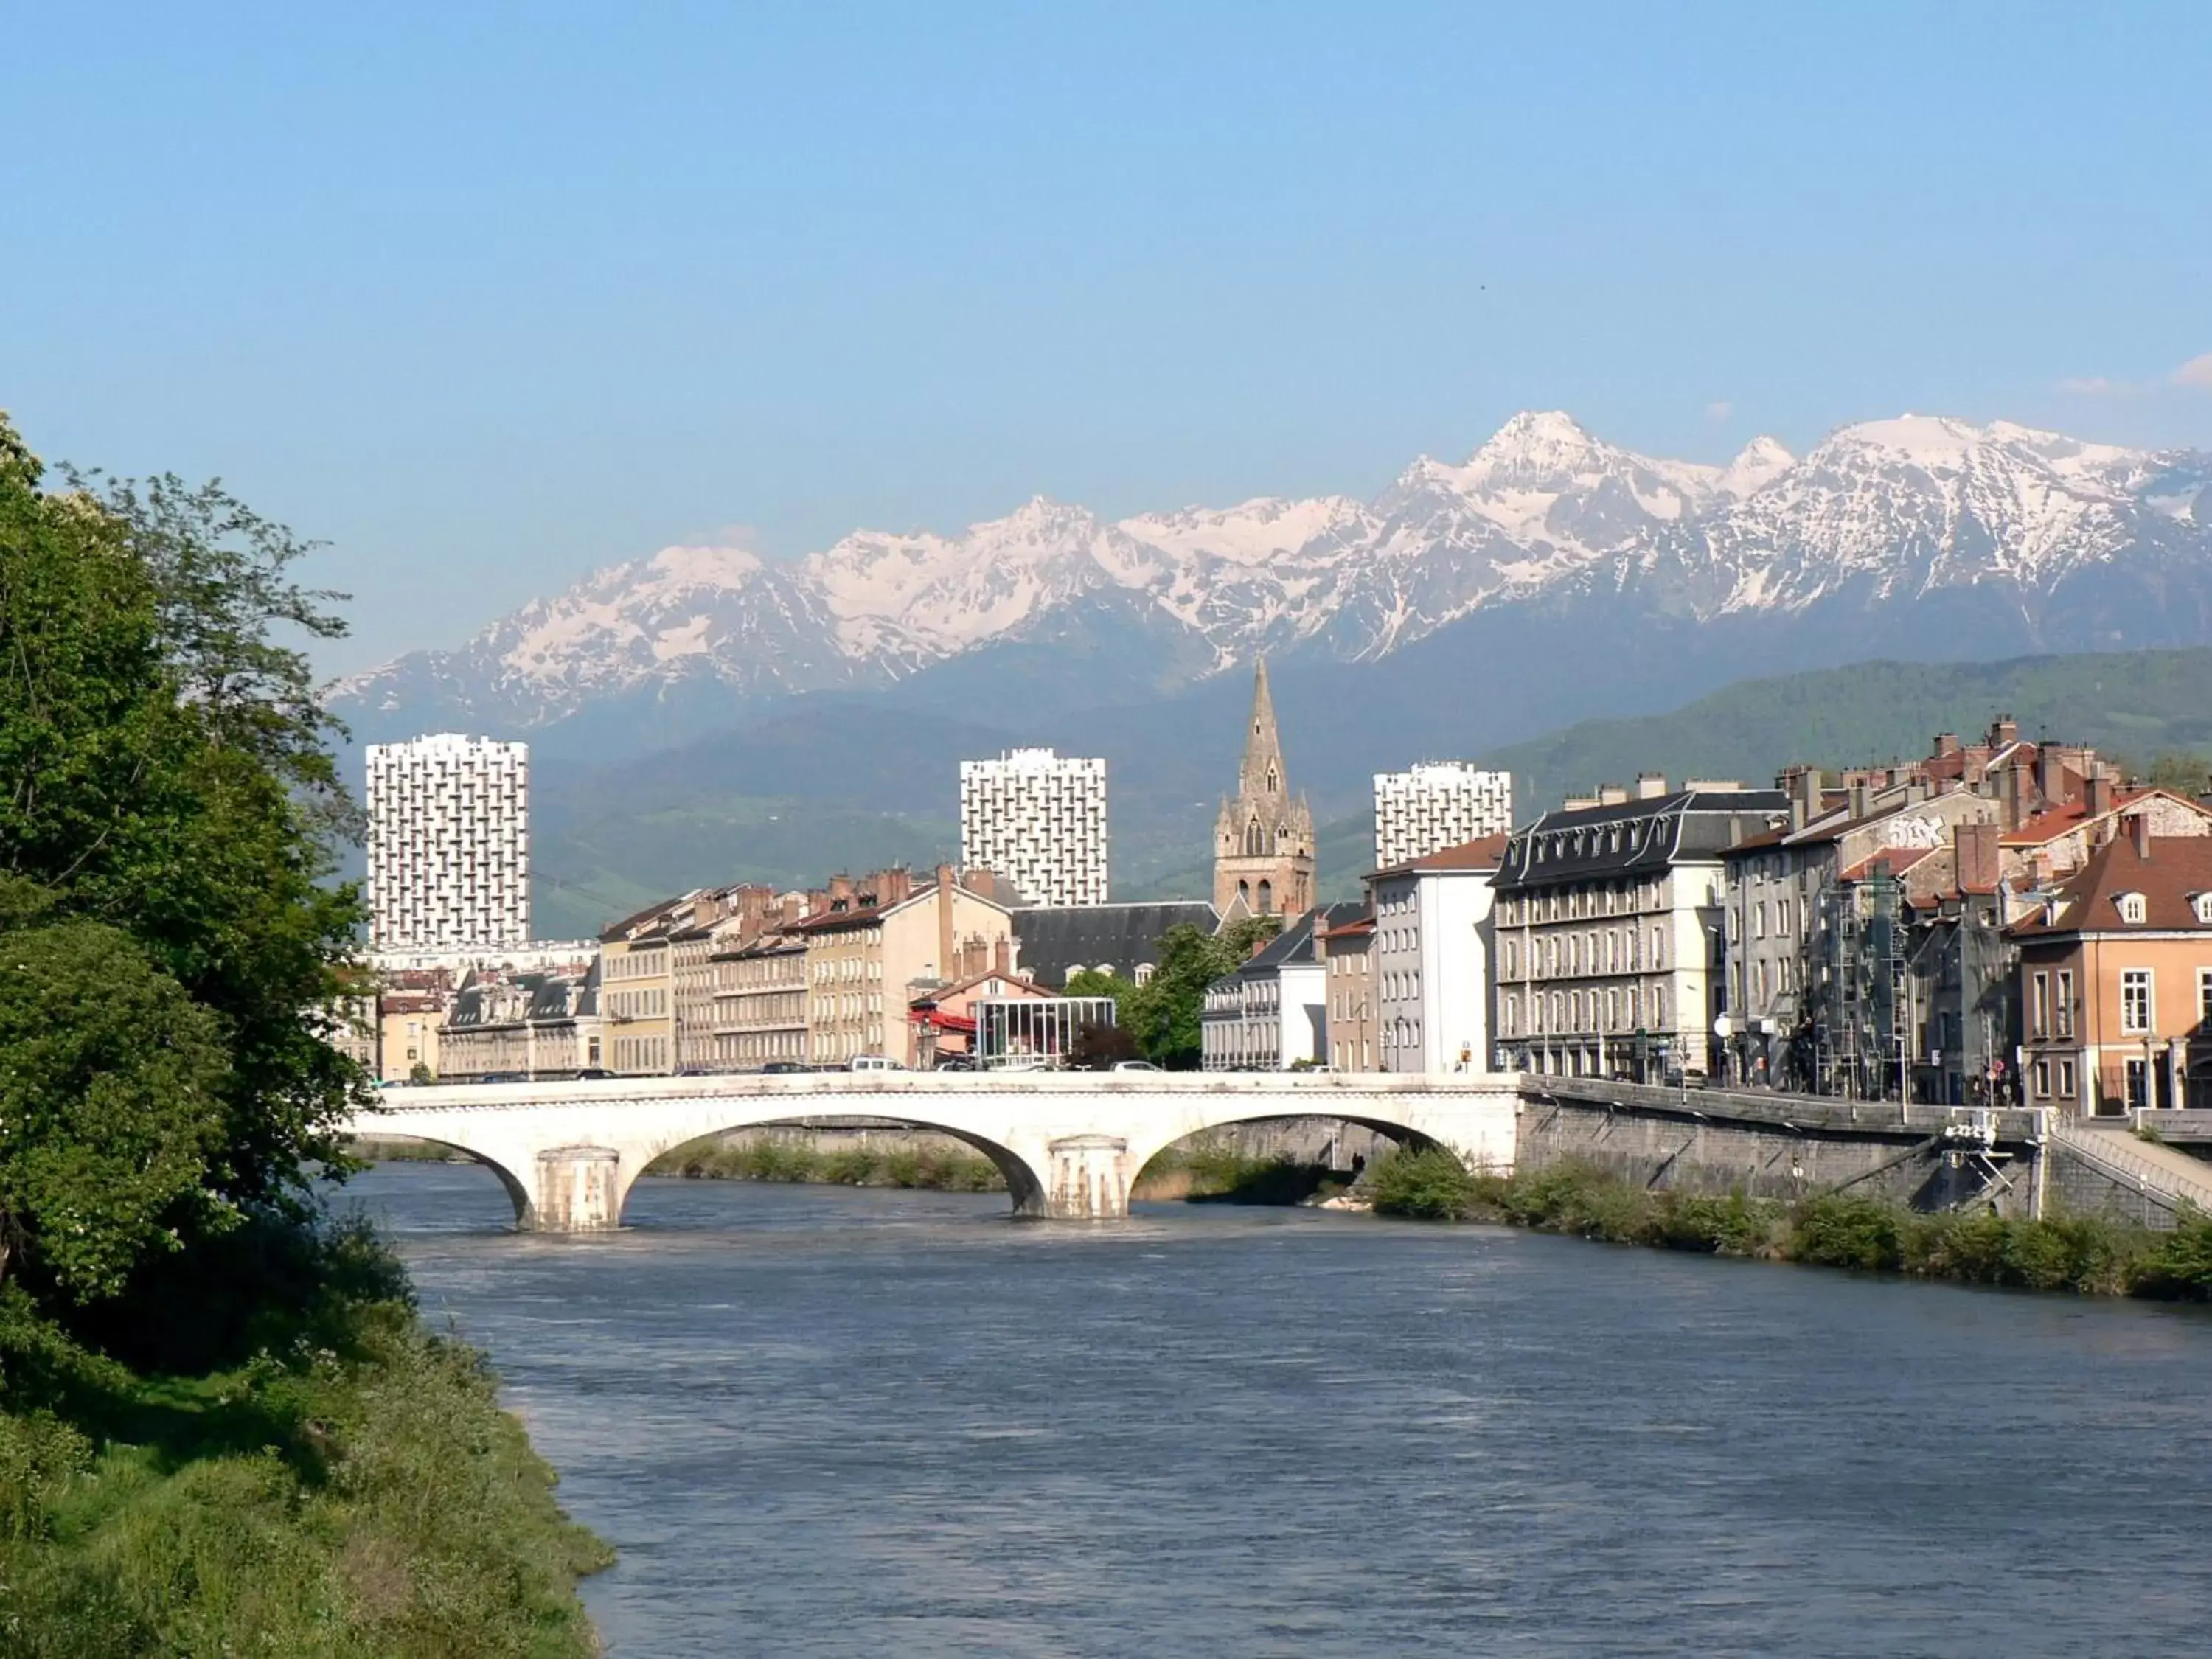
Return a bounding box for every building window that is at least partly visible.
[2200,967,2212,1032]
[2122,970,2154,1034]
[2126,1057,2150,1112]
[2118,892,2147,925]
[2031,973,2051,1039]
[2059,1058,2076,1099]
[2033,1059,2051,1098]
[2056,970,2075,1037]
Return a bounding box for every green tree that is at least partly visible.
[1119,916,1283,1068]
[2141,751,2211,796]
[0,909,231,1298]
[0,415,366,1304]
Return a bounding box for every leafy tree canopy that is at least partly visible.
[1113,917,1283,1068]
[0,415,365,1309]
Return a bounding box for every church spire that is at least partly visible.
[1239,656,1286,802]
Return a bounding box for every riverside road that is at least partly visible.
[360,1161,2212,1659]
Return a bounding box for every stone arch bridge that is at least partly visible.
[344,1073,1522,1230]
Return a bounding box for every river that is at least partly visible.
[353,1161,2212,1657]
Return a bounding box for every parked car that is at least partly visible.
[574,1067,614,1080]
[762,1060,813,1074]
[848,1054,908,1072]
[1111,1060,1162,1072]
[933,1057,976,1072]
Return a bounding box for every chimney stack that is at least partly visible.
[1635,772,1669,801]
[2037,743,2065,809]
[2132,812,2152,860]
[1933,731,1961,758]
[1792,766,1823,830]
[1955,821,2000,895]
[2087,766,2114,819]
[1991,714,2020,749]
[1998,762,2025,831]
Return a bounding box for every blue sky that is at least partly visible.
[4,1,2208,672]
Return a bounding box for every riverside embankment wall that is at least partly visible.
[1514,1078,2212,1228]
[1512,1079,2045,1217]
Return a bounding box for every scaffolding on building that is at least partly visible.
[1815,873,1908,1101]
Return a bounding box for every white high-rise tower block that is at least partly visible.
[1374,762,1512,868]
[366,734,532,948]
[959,748,1108,907]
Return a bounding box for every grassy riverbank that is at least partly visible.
[1367,1150,2212,1299]
[648,1137,1007,1192]
[1131,1147,1344,1205]
[0,1220,611,1657]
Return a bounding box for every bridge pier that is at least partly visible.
[1043,1134,1129,1220]
[526,1144,625,1231]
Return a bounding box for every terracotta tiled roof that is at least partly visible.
[2000,788,2161,846]
[1373,831,1514,880]
[2010,835,2212,936]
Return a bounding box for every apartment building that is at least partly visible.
[2013,829,2212,1116]
[1318,913,1377,1074]
[795,869,1014,1067]
[1373,763,1513,869]
[364,734,530,948]
[377,968,456,1082]
[960,748,1110,907]
[1370,834,1508,1074]
[710,936,809,1068]
[1200,905,1361,1071]
[1717,722,2212,1099]
[439,967,602,1082]
[1494,778,1787,1080]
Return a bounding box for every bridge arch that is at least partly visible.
[1119,1102,1474,1203]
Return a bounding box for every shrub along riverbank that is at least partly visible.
[1366,1150,2212,1298]
[644,1134,1346,1206]
[0,1219,611,1657]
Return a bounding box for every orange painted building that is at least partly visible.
[2011,827,2212,1116]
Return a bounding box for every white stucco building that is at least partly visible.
[366,734,532,950]
[1371,835,1509,1074]
[1200,906,1360,1071]
[1374,763,1513,869]
[960,748,1109,907]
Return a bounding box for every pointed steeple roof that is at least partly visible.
[1237,657,1287,804]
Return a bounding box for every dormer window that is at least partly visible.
[2117,891,2148,925]
[2192,893,2212,925]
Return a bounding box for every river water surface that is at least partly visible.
[355,1162,2212,1657]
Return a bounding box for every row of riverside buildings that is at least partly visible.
[1206,713,2212,1117]
[346,678,2212,1116]
[341,665,1512,1081]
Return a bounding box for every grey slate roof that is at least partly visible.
[1012,900,1219,987]
[1495,790,1790,890]
[1218,902,1366,985]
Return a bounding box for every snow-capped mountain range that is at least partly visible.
[335,411,2212,748]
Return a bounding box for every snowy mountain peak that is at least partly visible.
[333,411,2212,742]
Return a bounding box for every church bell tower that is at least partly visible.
[1212,658,1316,920]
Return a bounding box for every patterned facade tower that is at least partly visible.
[1212,658,1315,919]
[959,748,1110,906]
[366,734,531,949]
